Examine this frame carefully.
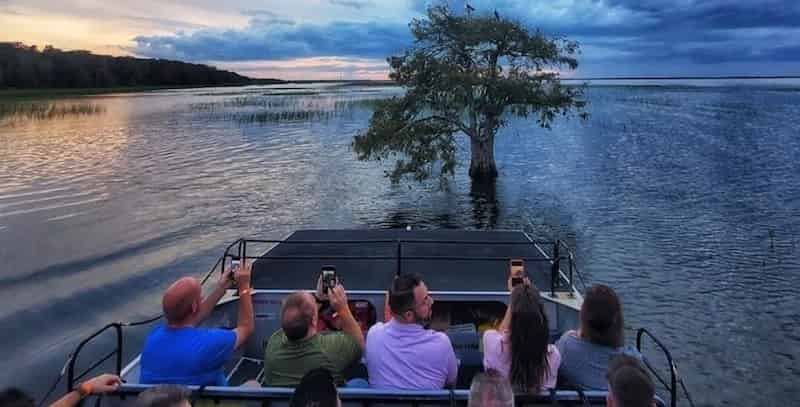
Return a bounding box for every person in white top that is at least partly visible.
[482,276,560,392]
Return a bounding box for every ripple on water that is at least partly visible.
[0,84,799,405]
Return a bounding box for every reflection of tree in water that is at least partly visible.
[469,179,499,229]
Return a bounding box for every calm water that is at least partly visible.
[1,82,799,406]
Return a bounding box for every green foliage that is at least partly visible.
[0,42,279,89]
[353,6,588,183]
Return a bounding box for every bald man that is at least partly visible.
[139,262,254,386]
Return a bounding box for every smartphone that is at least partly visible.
[321,265,337,294]
[230,259,240,282]
[510,259,524,276]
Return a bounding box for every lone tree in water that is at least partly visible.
[353,6,587,183]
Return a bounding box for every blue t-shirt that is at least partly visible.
[140,324,236,386]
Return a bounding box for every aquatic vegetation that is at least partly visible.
[0,101,106,121]
[189,92,392,125]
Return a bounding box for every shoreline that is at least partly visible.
[0,80,297,99]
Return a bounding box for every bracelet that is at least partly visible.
[78,382,93,398]
[239,288,252,296]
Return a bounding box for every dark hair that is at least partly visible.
[289,368,339,407]
[135,385,191,407]
[281,292,316,342]
[468,369,514,407]
[0,388,34,407]
[388,273,423,315]
[508,285,550,392]
[607,355,655,407]
[580,284,624,348]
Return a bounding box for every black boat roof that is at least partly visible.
[251,229,567,292]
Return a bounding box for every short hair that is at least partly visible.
[388,273,423,315]
[281,292,316,341]
[289,368,339,407]
[468,369,514,407]
[0,388,34,407]
[135,385,191,407]
[607,355,655,407]
[580,284,624,348]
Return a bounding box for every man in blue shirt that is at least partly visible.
[140,262,255,386]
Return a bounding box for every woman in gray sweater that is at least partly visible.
[556,284,641,390]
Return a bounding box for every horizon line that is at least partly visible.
[565,75,800,81]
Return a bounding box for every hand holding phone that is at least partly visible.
[321,265,338,294]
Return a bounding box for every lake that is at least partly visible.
[1,81,799,406]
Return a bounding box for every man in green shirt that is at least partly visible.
[262,279,364,387]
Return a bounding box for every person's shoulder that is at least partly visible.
[483,329,502,340]
[192,327,236,349]
[556,330,579,346]
[367,322,387,337]
[618,345,643,359]
[320,330,356,346]
[266,329,288,346]
[427,328,454,346]
[195,326,235,338]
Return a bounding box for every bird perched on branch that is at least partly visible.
[465,3,475,15]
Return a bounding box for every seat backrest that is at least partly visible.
[106,384,669,407]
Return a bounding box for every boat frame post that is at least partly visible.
[551,240,560,297]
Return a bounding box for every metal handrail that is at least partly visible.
[636,328,679,407]
[66,323,122,393]
[63,234,578,396]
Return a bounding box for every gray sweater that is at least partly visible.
[555,331,642,390]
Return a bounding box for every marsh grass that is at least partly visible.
[191,95,388,125]
[0,101,106,121]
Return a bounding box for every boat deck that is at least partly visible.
[251,229,566,292]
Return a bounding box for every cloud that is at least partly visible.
[329,0,374,10]
[128,0,800,77]
[213,56,390,79]
[132,16,411,62]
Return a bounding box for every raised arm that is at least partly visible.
[329,284,365,350]
[191,266,235,325]
[233,262,255,350]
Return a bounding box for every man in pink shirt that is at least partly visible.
[365,273,458,390]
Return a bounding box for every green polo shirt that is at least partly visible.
[262,329,362,387]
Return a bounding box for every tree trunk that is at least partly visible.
[468,134,498,180]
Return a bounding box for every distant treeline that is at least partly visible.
[0,42,283,89]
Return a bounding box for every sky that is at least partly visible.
[2,0,799,80]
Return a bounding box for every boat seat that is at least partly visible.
[243,315,273,360]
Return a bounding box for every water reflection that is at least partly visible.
[0,83,798,407]
[469,179,500,229]
[0,101,105,122]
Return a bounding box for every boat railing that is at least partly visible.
[636,328,696,407]
[88,383,669,407]
[219,237,583,297]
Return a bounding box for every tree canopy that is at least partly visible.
[353,6,587,184]
[0,42,282,89]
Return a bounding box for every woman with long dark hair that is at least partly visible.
[482,280,560,392]
[556,284,641,390]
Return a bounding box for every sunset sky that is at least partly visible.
[2,0,799,80]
